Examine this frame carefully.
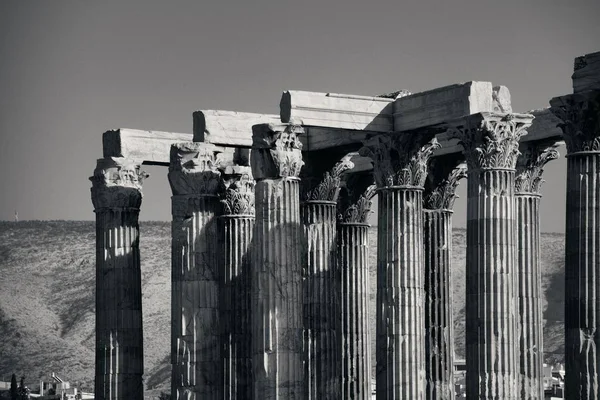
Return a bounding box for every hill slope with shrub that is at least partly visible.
[0,221,565,395]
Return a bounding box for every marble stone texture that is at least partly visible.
[90,157,148,400]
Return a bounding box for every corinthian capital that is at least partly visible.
[90,157,149,210]
[359,132,440,188]
[219,165,255,216]
[447,112,533,170]
[251,122,304,180]
[515,143,560,195]
[550,91,600,154]
[337,172,377,224]
[168,142,221,196]
[301,154,355,202]
[424,157,467,211]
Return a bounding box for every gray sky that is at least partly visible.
[1,0,598,232]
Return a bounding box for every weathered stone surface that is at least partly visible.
[361,134,437,399]
[450,113,530,399]
[193,110,279,147]
[393,82,500,132]
[550,90,600,153]
[302,201,339,399]
[301,156,354,399]
[251,122,305,180]
[169,143,223,400]
[492,85,512,113]
[251,130,305,399]
[360,133,440,188]
[280,90,394,132]
[337,221,372,400]
[91,157,147,400]
[301,154,354,202]
[572,51,600,93]
[423,161,465,400]
[514,144,558,400]
[220,214,254,399]
[515,143,560,195]
[337,172,376,224]
[551,91,600,400]
[103,129,192,165]
[219,165,255,216]
[446,112,533,170]
[168,142,222,197]
[219,166,256,399]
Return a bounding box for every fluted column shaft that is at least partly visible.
[91,157,147,400]
[220,215,254,399]
[95,209,144,400]
[423,210,454,400]
[448,112,532,400]
[515,194,543,399]
[338,222,372,400]
[171,195,221,400]
[169,142,223,400]
[252,178,305,399]
[302,201,339,399]
[377,187,425,399]
[465,168,518,398]
[551,90,600,400]
[564,152,600,399]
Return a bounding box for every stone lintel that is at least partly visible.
[168,142,221,196]
[393,81,511,132]
[280,90,394,132]
[572,51,600,93]
[550,90,600,154]
[193,110,279,147]
[102,128,239,166]
[250,122,304,180]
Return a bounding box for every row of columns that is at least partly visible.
[91,92,600,400]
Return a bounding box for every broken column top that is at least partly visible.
[573,50,600,93]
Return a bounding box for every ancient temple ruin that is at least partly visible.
[90,51,600,400]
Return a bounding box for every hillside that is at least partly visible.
[0,221,565,396]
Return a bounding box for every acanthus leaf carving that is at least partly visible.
[550,91,600,154]
[168,142,221,196]
[219,165,255,216]
[515,143,560,195]
[302,154,355,202]
[90,157,149,210]
[337,173,377,224]
[424,164,467,211]
[359,133,440,188]
[448,113,532,170]
[251,122,304,180]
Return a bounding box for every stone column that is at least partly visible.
[422,160,467,400]
[301,154,354,399]
[360,134,440,400]
[551,91,600,400]
[90,157,148,400]
[250,122,305,400]
[336,173,377,400]
[219,165,255,399]
[514,144,559,400]
[168,143,222,400]
[448,112,533,400]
